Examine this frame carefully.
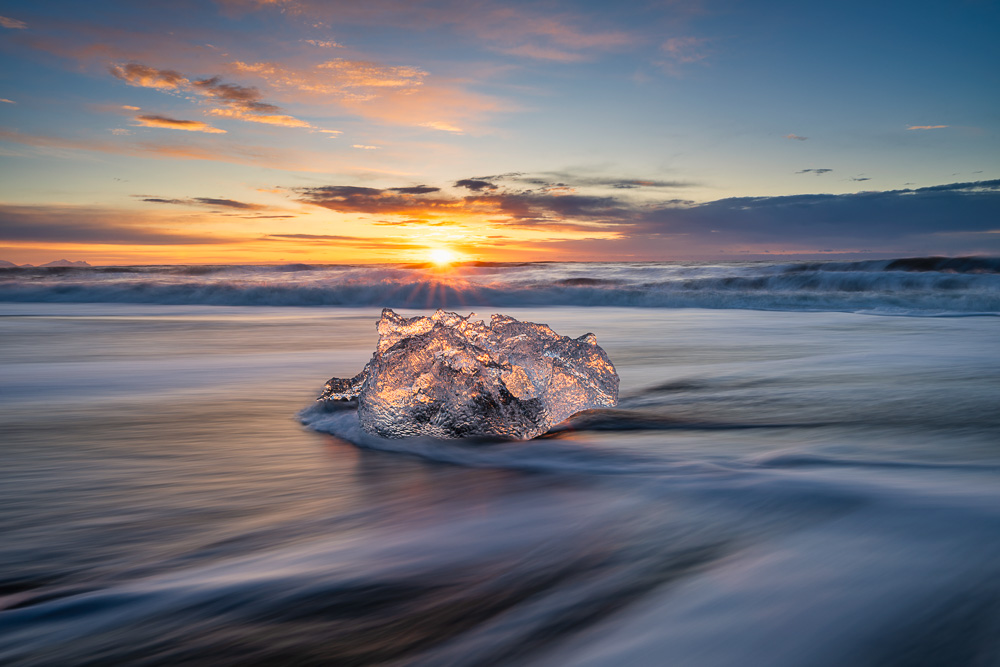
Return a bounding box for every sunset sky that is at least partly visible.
[1,0,998,265]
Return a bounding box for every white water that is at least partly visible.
[1,301,999,665]
[1,257,998,314]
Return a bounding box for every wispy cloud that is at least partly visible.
[353,144,379,150]
[797,168,833,175]
[494,44,589,63]
[420,121,463,133]
[0,128,346,172]
[225,56,505,133]
[304,39,343,48]
[658,36,711,75]
[232,59,426,102]
[139,196,266,210]
[0,15,27,29]
[662,37,710,63]
[0,98,15,105]
[134,114,227,133]
[207,108,311,128]
[907,125,948,130]
[785,134,808,141]
[0,204,238,245]
[262,233,440,252]
[219,0,634,64]
[109,62,315,129]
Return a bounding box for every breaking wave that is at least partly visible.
[1,257,998,315]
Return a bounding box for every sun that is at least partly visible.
[428,248,458,266]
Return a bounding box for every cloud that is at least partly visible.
[0,204,236,245]
[389,186,441,195]
[0,15,27,29]
[109,62,314,129]
[494,44,589,62]
[291,174,1000,256]
[207,108,312,127]
[134,114,227,133]
[420,121,463,133]
[226,57,506,132]
[295,179,633,230]
[262,233,434,251]
[0,98,15,104]
[353,144,379,150]
[455,179,498,191]
[657,36,711,75]
[232,59,426,102]
[632,179,1000,253]
[511,173,692,190]
[850,176,871,182]
[662,37,710,64]
[907,125,948,130]
[140,196,266,210]
[219,1,634,63]
[797,168,833,175]
[785,134,808,141]
[110,63,188,90]
[190,76,279,113]
[304,39,343,48]
[294,185,454,217]
[0,128,346,172]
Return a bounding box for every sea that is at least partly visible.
[1,258,999,666]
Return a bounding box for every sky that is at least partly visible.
[0,0,998,265]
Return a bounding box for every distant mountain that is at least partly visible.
[0,260,17,268]
[39,259,92,267]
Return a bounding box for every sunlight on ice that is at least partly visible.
[318,308,619,439]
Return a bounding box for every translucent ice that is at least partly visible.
[319,308,619,439]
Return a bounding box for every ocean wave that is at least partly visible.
[0,257,997,314]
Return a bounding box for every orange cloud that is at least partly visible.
[907,125,948,130]
[110,63,189,89]
[134,114,227,133]
[109,62,315,129]
[207,108,311,128]
[420,121,463,133]
[229,58,503,132]
[231,59,426,101]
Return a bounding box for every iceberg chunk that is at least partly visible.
[319,308,619,439]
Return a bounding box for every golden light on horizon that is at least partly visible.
[428,247,458,266]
